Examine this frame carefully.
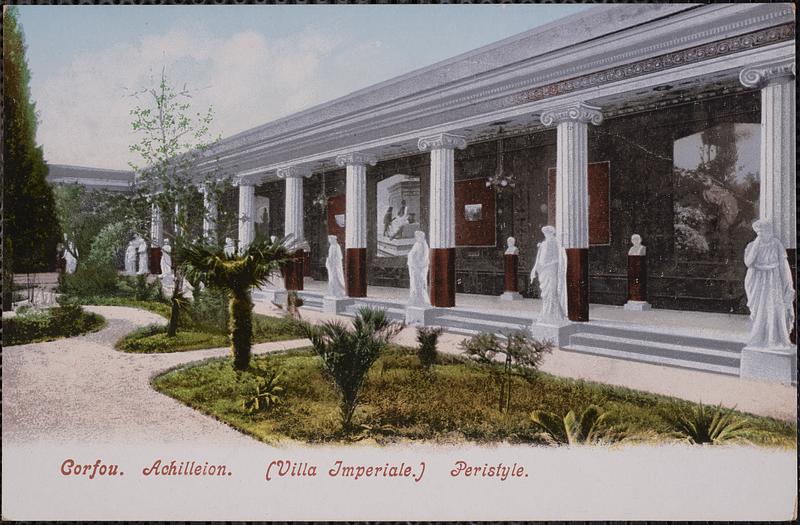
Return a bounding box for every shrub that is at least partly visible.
[242,370,284,414]
[3,305,105,346]
[460,330,552,413]
[115,274,165,302]
[659,402,751,445]
[190,286,229,334]
[416,326,442,371]
[530,405,625,445]
[116,325,227,353]
[303,307,403,431]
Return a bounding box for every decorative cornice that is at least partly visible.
[276,166,312,179]
[417,133,467,152]
[335,152,377,167]
[739,58,796,88]
[540,103,604,127]
[513,23,795,106]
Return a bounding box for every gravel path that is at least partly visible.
[3,306,309,446]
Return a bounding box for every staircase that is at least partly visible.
[296,291,324,310]
[341,298,406,322]
[561,322,744,376]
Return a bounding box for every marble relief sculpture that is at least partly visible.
[743,220,795,349]
[530,225,567,323]
[407,231,431,307]
[137,238,149,275]
[325,235,346,298]
[628,234,646,256]
[124,240,137,275]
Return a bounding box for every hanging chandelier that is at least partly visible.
[485,137,515,190]
[312,166,327,209]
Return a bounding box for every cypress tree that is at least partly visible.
[3,6,61,304]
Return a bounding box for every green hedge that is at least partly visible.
[3,304,105,346]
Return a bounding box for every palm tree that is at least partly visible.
[182,236,291,370]
[659,402,750,445]
[530,405,614,445]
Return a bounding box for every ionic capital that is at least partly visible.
[335,152,377,168]
[417,133,467,152]
[739,59,795,88]
[540,102,604,127]
[276,165,312,180]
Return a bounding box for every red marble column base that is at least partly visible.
[149,247,162,275]
[504,253,519,293]
[788,248,796,344]
[303,250,312,277]
[430,248,455,307]
[282,250,305,291]
[627,255,647,302]
[345,248,367,298]
[566,248,589,322]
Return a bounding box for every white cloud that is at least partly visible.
[33,25,355,170]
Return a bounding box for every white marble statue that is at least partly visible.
[744,220,795,348]
[407,231,431,307]
[137,239,149,275]
[325,235,346,298]
[505,236,519,255]
[124,240,138,275]
[224,237,236,257]
[530,225,568,323]
[64,242,78,274]
[160,239,173,275]
[628,234,647,256]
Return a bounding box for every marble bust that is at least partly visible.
[628,234,646,256]
[505,236,519,255]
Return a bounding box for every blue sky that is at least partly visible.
[17,5,590,169]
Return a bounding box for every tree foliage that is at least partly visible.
[3,6,61,284]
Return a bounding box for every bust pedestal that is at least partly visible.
[322,296,353,314]
[624,254,650,311]
[500,253,523,301]
[740,345,797,384]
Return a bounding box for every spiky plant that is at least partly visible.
[659,402,750,445]
[303,307,403,431]
[530,405,614,445]
[182,236,291,370]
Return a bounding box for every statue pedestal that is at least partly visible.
[405,305,436,326]
[322,296,353,315]
[624,254,650,311]
[740,345,797,385]
[253,286,287,306]
[500,253,523,301]
[530,320,572,347]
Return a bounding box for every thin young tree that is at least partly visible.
[127,68,222,336]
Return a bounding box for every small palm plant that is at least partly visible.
[182,236,291,370]
[303,307,402,431]
[530,405,615,445]
[659,402,750,445]
[242,371,284,414]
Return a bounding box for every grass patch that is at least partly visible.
[64,295,173,319]
[3,305,106,346]
[151,346,796,446]
[116,313,306,353]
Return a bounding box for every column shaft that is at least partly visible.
[202,185,217,241]
[345,163,368,297]
[149,203,163,274]
[277,168,309,291]
[238,184,255,252]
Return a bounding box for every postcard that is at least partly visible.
[2,3,796,521]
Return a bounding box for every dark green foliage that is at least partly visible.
[302,307,403,431]
[116,324,227,354]
[530,405,623,445]
[181,237,291,369]
[416,326,442,371]
[190,286,229,333]
[3,8,62,274]
[152,346,796,446]
[460,331,552,413]
[242,370,284,414]
[115,274,165,302]
[3,305,105,346]
[659,402,751,445]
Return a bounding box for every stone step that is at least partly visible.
[568,333,740,368]
[442,308,532,326]
[435,313,530,335]
[577,322,744,352]
[562,344,740,377]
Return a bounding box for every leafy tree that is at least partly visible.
[460,331,552,413]
[127,69,224,336]
[302,307,402,431]
[181,237,291,370]
[3,6,61,306]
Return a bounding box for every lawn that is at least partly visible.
[3,304,106,346]
[152,346,796,446]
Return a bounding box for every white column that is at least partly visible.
[417,133,467,250]
[150,202,163,247]
[276,166,312,249]
[336,152,376,250]
[201,183,218,240]
[237,181,255,252]
[540,103,604,249]
[740,59,796,249]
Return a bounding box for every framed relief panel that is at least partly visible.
[455,178,496,247]
[547,161,611,245]
[376,174,422,257]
